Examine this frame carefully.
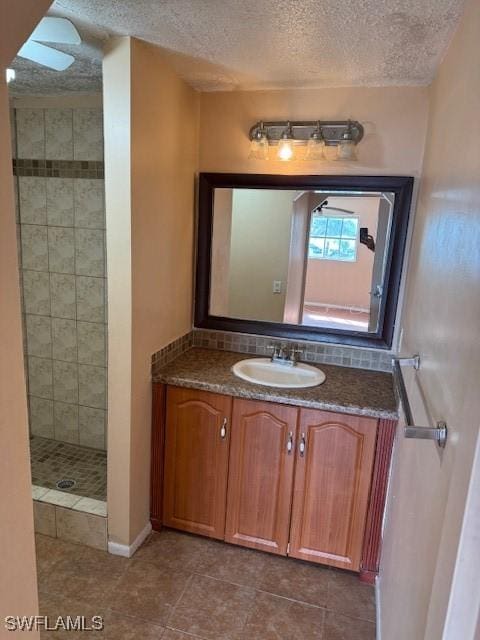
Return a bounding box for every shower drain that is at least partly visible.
[56,478,76,491]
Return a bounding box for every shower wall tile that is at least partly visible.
[54,401,79,444]
[25,314,52,358]
[15,106,107,449]
[48,226,75,274]
[79,406,106,450]
[21,225,48,271]
[52,318,77,362]
[74,178,105,229]
[23,270,51,315]
[33,501,56,537]
[46,177,74,226]
[19,177,47,224]
[73,109,103,161]
[29,396,54,438]
[55,506,107,550]
[16,109,45,159]
[75,228,105,276]
[28,356,53,399]
[77,321,106,366]
[78,364,106,409]
[53,359,78,404]
[50,273,76,319]
[45,109,73,160]
[76,276,105,322]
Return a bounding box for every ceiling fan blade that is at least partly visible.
[29,17,81,45]
[17,41,75,71]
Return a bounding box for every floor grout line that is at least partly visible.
[186,570,376,624]
[163,572,195,631]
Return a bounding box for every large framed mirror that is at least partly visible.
[195,173,413,348]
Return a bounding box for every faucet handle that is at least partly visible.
[289,345,303,362]
[267,343,280,358]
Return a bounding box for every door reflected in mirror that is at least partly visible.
[210,188,394,334]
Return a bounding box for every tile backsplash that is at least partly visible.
[152,329,393,373]
[13,106,107,450]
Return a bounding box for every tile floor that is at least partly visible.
[37,528,376,639]
[30,436,107,501]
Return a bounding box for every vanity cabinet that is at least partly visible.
[225,399,298,555]
[289,410,377,571]
[163,387,232,539]
[152,383,395,580]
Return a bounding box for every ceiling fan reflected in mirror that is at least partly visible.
[17,17,81,71]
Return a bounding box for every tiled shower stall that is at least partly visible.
[11,104,108,548]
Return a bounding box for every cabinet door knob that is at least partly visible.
[220,417,227,439]
[286,431,293,454]
[299,433,306,457]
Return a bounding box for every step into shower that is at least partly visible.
[30,436,107,550]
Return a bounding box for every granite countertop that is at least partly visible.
[152,348,398,420]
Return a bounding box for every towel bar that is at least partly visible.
[392,357,447,449]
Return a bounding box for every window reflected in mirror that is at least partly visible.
[210,188,394,334]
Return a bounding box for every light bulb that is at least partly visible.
[336,123,357,161]
[277,123,295,161]
[305,125,325,160]
[249,134,269,160]
[277,139,294,161]
[248,123,269,160]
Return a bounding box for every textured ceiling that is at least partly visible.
[9,0,465,95]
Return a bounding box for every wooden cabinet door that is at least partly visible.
[225,399,298,555]
[289,409,377,571]
[163,386,232,539]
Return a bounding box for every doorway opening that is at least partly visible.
[9,15,108,545]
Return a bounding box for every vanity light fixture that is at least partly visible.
[248,119,363,161]
[248,121,269,160]
[277,122,295,161]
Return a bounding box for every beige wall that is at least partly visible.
[103,37,133,546]
[104,37,199,546]
[130,38,199,541]
[199,86,429,177]
[379,0,480,637]
[210,188,233,316]
[228,189,296,322]
[0,0,52,635]
[304,196,380,309]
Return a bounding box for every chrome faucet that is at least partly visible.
[268,343,303,367]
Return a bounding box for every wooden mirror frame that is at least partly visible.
[195,173,413,349]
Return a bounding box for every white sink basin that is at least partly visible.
[232,358,326,389]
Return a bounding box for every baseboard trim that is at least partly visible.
[107,521,152,558]
[375,575,382,640]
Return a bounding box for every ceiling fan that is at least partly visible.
[17,17,81,71]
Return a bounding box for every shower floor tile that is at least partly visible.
[30,436,107,501]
